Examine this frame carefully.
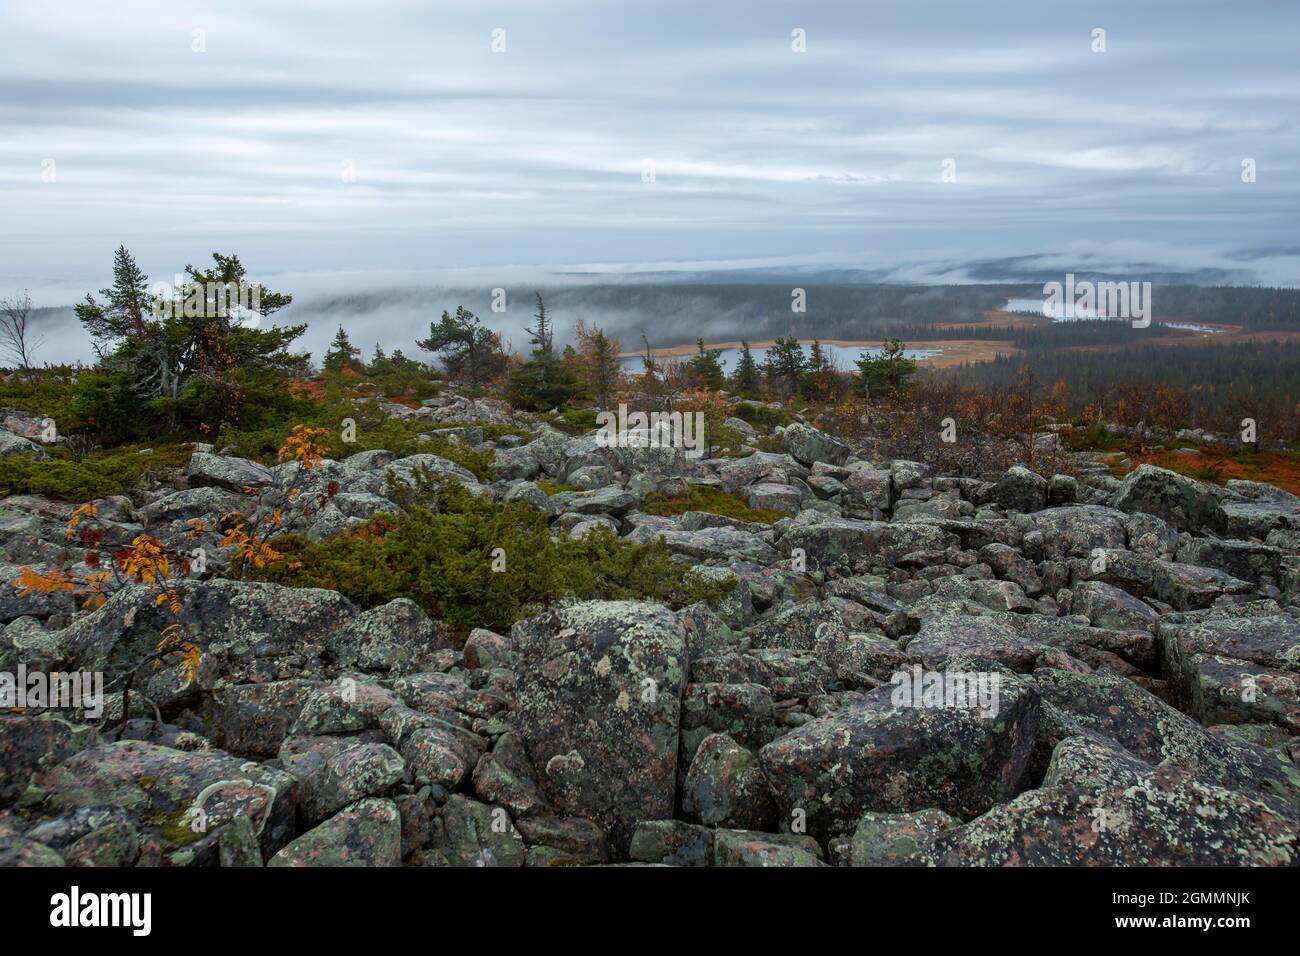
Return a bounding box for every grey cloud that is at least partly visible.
[1,0,1295,360]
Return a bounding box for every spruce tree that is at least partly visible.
[323,325,362,373]
[764,336,807,398]
[508,292,581,410]
[74,245,152,346]
[686,337,726,391]
[576,321,621,408]
[732,340,760,398]
[856,338,916,399]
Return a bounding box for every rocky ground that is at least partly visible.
[1,394,1298,867]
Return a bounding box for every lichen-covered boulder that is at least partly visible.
[902,615,1047,672]
[1158,613,1300,688]
[494,434,567,481]
[0,560,78,623]
[1151,560,1252,611]
[473,732,547,816]
[758,675,1040,838]
[384,453,479,487]
[278,736,405,824]
[326,597,451,672]
[511,600,689,850]
[1158,614,1300,733]
[268,798,401,867]
[437,794,525,867]
[782,422,851,468]
[979,543,1043,594]
[1109,464,1227,535]
[746,482,803,515]
[681,733,776,830]
[717,451,809,492]
[1177,655,1299,734]
[188,679,317,758]
[1220,480,1300,539]
[780,513,959,570]
[1034,667,1300,809]
[679,682,777,758]
[989,466,1047,514]
[1042,735,1153,791]
[628,819,715,866]
[138,486,244,526]
[844,808,960,866]
[840,466,893,519]
[0,835,63,866]
[186,452,273,492]
[37,740,296,865]
[0,714,100,807]
[0,426,48,459]
[514,815,608,864]
[1070,580,1158,631]
[932,767,1297,866]
[712,829,826,867]
[61,580,360,688]
[1177,538,1283,586]
[657,526,780,565]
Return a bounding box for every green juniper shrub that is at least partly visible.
[245,474,730,638]
[0,443,193,501]
[215,402,501,481]
[477,423,534,442]
[729,401,792,433]
[536,480,582,495]
[1063,423,1120,453]
[0,365,79,418]
[643,484,785,524]
[538,407,600,436]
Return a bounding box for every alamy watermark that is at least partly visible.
[1042,273,1152,328]
[1,664,104,719]
[595,404,705,459]
[50,886,150,936]
[890,664,1001,718]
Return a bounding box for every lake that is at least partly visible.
[618,342,940,372]
[1001,299,1221,333]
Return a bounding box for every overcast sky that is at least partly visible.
[2,0,1298,355]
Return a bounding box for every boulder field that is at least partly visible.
[1,404,1298,866]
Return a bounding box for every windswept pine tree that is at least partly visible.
[416,305,506,385]
[72,247,303,435]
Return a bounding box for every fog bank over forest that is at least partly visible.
[18,242,1300,368]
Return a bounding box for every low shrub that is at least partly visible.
[216,405,500,481]
[537,480,582,495]
[730,401,793,432]
[643,484,786,524]
[539,408,600,436]
[246,480,730,636]
[0,443,193,501]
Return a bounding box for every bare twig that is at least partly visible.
[0,290,45,376]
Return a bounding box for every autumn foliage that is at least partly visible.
[8,423,330,717]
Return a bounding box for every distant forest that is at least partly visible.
[577,282,1300,346]
[945,339,1300,434]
